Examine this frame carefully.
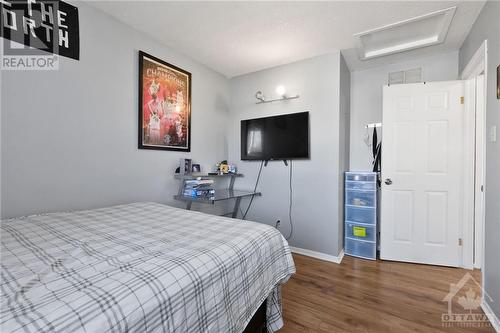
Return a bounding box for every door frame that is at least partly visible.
[460,40,488,270]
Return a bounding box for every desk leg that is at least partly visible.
[232,197,242,218]
[186,201,192,210]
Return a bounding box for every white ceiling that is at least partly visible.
[88,1,485,77]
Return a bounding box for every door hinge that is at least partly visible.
[460,96,464,104]
[459,238,463,246]
[481,185,484,192]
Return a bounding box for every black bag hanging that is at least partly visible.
[372,127,382,187]
[373,142,381,172]
[372,128,378,159]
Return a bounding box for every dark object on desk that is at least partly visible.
[180,158,192,175]
[192,164,201,173]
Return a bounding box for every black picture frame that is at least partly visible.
[192,164,201,173]
[138,51,192,151]
[497,65,499,100]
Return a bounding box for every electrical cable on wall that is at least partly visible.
[242,160,264,219]
[241,159,293,241]
[285,160,294,240]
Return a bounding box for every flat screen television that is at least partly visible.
[241,111,309,161]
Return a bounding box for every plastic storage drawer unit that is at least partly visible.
[345,180,376,191]
[345,206,376,225]
[344,172,377,260]
[345,222,376,242]
[345,238,376,260]
[346,190,376,207]
[346,173,376,182]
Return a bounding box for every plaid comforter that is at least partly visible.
[1,202,295,333]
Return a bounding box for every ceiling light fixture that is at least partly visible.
[255,85,299,104]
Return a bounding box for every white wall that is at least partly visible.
[1,2,230,218]
[338,53,350,251]
[349,51,459,171]
[228,53,345,256]
[459,1,500,320]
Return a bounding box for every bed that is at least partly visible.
[1,202,295,333]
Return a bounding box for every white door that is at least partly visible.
[380,81,465,267]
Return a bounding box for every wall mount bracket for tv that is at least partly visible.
[264,160,288,167]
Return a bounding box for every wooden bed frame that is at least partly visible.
[243,300,267,333]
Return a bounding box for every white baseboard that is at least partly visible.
[290,246,344,264]
[482,300,500,332]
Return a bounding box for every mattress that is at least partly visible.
[1,202,295,333]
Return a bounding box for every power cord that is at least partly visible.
[241,159,293,241]
[285,160,294,240]
[242,160,264,219]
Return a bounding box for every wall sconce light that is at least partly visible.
[255,85,300,104]
[255,91,266,103]
[276,85,286,97]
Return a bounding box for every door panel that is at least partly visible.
[425,191,447,245]
[381,81,464,267]
[393,122,416,173]
[392,190,413,242]
[426,121,448,174]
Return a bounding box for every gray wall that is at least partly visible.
[1,2,350,258]
[338,53,350,251]
[459,0,500,320]
[1,2,230,218]
[350,51,459,170]
[228,53,345,256]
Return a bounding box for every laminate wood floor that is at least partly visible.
[280,254,494,333]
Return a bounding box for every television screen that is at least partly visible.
[241,112,309,160]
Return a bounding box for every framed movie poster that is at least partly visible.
[139,51,191,151]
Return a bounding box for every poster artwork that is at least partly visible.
[139,51,191,151]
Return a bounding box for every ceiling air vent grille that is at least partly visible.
[388,67,422,85]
